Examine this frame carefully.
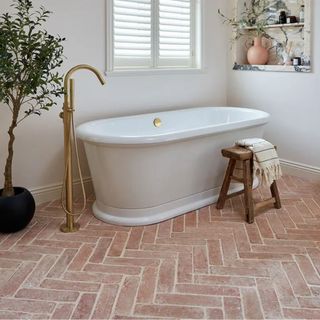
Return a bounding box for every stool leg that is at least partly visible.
[243,159,254,224]
[271,181,281,209]
[216,159,236,210]
[250,158,254,185]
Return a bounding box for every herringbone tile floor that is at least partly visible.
[1,175,320,319]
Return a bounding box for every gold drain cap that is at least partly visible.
[153,118,162,128]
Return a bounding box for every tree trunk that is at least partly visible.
[2,102,20,197]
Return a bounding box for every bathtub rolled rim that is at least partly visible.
[76,106,270,145]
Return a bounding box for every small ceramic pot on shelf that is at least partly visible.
[247,37,269,65]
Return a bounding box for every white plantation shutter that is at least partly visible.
[113,0,152,68]
[108,0,200,70]
[158,0,193,67]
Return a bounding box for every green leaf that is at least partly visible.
[0,0,65,112]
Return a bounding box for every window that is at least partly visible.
[106,0,202,72]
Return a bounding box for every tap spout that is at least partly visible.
[64,64,106,89]
[64,64,106,109]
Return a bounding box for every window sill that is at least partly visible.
[105,67,206,77]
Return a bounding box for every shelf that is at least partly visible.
[231,0,311,73]
[233,63,311,73]
[243,23,305,31]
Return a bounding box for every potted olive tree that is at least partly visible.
[0,0,65,233]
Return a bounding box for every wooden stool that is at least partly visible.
[216,146,281,223]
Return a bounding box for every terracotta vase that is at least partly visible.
[247,37,269,65]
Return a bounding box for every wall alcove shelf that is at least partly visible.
[232,0,312,73]
[243,22,305,30]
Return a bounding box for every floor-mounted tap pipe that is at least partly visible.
[60,64,106,233]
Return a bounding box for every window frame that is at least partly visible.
[106,0,203,75]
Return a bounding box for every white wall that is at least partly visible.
[1,0,318,199]
[0,0,229,196]
[227,1,320,172]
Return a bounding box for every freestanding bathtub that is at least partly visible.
[76,107,270,226]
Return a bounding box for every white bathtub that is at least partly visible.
[77,107,269,226]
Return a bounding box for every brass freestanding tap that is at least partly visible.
[60,64,106,233]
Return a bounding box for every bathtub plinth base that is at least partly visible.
[92,179,259,226]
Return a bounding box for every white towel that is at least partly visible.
[236,138,282,186]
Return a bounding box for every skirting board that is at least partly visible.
[280,159,320,182]
[31,177,94,205]
[31,159,320,205]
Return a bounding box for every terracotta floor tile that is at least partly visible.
[0,175,319,319]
